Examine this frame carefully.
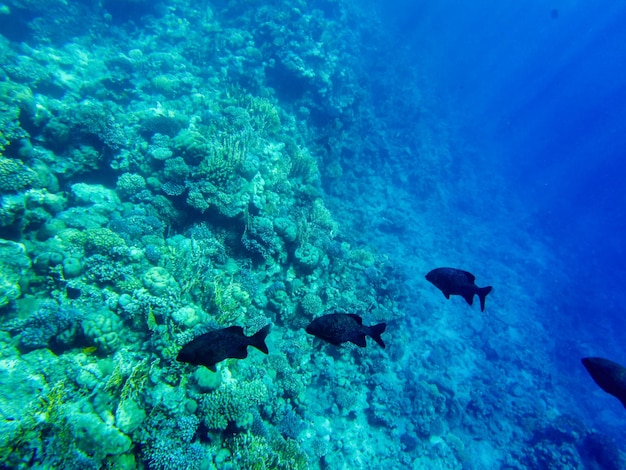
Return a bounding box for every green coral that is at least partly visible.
[0,378,128,468]
[274,217,298,243]
[0,156,39,193]
[84,228,127,256]
[246,95,281,136]
[300,293,323,318]
[230,433,308,470]
[116,173,147,199]
[288,146,319,184]
[82,309,124,353]
[201,380,268,431]
[172,129,208,164]
[213,276,251,325]
[163,156,191,182]
[198,132,248,188]
[294,243,322,272]
[0,82,30,154]
[0,380,69,467]
[142,266,179,296]
[0,239,31,307]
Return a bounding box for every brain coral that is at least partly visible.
[142,267,178,296]
[82,309,124,353]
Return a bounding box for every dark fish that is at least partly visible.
[306,313,386,348]
[582,357,626,408]
[177,325,270,371]
[426,267,493,312]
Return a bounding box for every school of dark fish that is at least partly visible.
[176,266,486,370]
[175,265,622,415]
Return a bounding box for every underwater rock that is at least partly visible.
[306,313,386,348]
[71,182,121,209]
[115,398,146,434]
[0,357,46,421]
[0,193,26,228]
[426,267,493,312]
[0,239,31,308]
[70,410,132,459]
[62,257,83,278]
[274,217,298,243]
[33,250,63,274]
[192,367,222,392]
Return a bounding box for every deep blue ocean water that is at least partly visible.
[2,0,626,467]
[375,0,626,449]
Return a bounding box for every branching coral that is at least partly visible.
[230,432,308,470]
[198,131,248,188]
[17,299,82,351]
[200,379,268,432]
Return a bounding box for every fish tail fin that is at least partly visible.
[478,286,493,312]
[369,322,387,349]
[250,324,271,354]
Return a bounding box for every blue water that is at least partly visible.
[377,0,626,450]
[1,0,626,468]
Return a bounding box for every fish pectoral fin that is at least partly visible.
[353,335,367,347]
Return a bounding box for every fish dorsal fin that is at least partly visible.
[348,314,363,324]
[462,270,476,282]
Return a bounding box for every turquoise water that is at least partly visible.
[1,0,625,468]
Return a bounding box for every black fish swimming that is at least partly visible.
[177,325,270,371]
[425,267,493,312]
[306,313,386,348]
[582,357,626,408]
